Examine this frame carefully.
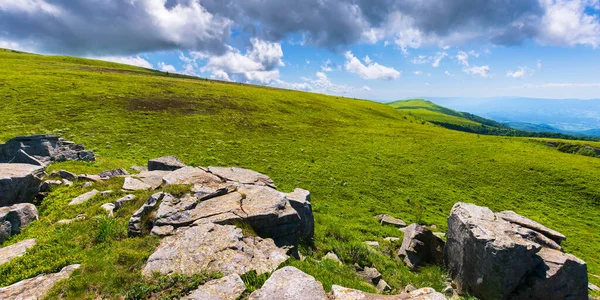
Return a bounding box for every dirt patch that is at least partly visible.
[127,95,256,115]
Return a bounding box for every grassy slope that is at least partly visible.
[1,49,599,298]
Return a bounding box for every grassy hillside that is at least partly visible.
[1,49,599,298]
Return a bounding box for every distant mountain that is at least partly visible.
[424,97,600,136]
[503,122,565,133]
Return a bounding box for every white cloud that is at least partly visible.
[95,55,153,68]
[537,60,543,70]
[432,52,448,67]
[523,82,600,88]
[364,55,372,64]
[344,51,401,80]
[464,65,490,78]
[445,70,455,77]
[456,51,470,66]
[410,52,447,67]
[411,55,429,64]
[321,59,334,72]
[537,0,600,48]
[158,62,177,73]
[414,70,423,75]
[275,72,369,95]
[361,85,372,91]
[507,66,532,79]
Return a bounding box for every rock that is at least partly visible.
[100,190,113,196]
[148,156,186,171]
[444,202,588,300]
[397,223,445,270]
[0,264,80,299]
[122,177,152,191]
[249,266,327,300]
[404,284,416,293]
[163,166,222,185]
[364,241,379,248]
[323,251,341,264]
[384,237,400,242]
[78,174,103,182]
[432,232,445,239]
[0,135,94,165]
[40,180,62,192]
[286,188,314,241]
[114,194,136,209]
[100,203,116,217]
[441,285,454,296]
[56,214,85,225]
[68,189,99,205]
[59,170,77,181]
[329,285,447,300]
[376,279,392,293]
[0,203,38,243]
[0,239,36,266]
[182,274,246,300]
[358,266,382,285]
[98,168,129,178]
[590,283,600,292]
[150,225,175,237]
[82,182,93,188]
[128,193,167,236]
[495,210,566,245]
[62,178,73,186]
[0,163,45,207]
[376,214,407,227]
[130,166,148,172]
[208,166,275,187]
[135,170,171,189]
[142,223,288,277]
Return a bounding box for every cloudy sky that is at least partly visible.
[1,0,600,100]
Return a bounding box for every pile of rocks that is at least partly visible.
[0,135,94,166]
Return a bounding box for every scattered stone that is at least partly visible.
[0,203,38,243]
[128,193,167,236]
[404,284,417,293]
[249,266,327,300]
[100,203,116,217]
[59,170,77,181]
[0,239,36,266]
[358,266,382,285]
[142,223,288,277]
[82,182,93,188]
[330,285,446,300]
[364,241,379,248]
[98,168,129,178]
[182,274,246,300]
[323,251,342,264]
[122,177,152,191]
[130,166,148,172]
[0,264,80,299]
[135,170,171,189]
[114,194,136,209]
[376,214,406,227]
[397,223,444,270]
[100,190,113,196]
[78,174,103,182]
[376,279,392,293]
[148,156,187,171]
[384,237,400,242]
[162,166,222,185]
[444,202,587,300]
[40,180,62,192]
[590,283,600,292]
[56,214,86,225]
[68,189,99,205]
[0,163,45,207]
[208,166,275,187]
[62,178,73,186]
[0,135,94,165]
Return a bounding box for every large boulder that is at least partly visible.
[182,274,246,300]
[249,266,328,300]
[329,285,447,300]
[444,202,588,300]
[162,166,222,185]
[397,224,445,270]
[148,156,186,171]
[0,203,38,243]
[287,188,314,242]
[0,239,36,266]
[142,223,288,277]
[0,135,94,165]
[0,163,44,207]
[208,166,275,188]
[0,264,80,299]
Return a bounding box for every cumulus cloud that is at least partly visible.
[507,66,533,78]
[321,59,334,72]
[410,52,448,67]
[414,70,423,75]
[344,51,400,80]
[96,56,153,68]
[158,62,177,73]
[275,72,370,94]
[464,65,491,78]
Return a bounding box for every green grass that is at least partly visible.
[1,49,599,298]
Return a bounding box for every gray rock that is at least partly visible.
[376,214,407,227]
[78,174,103,182]
[397,223,445,270]
[114,194,136,209]
[358,266,382,285]
[405,284,417,293]
[162,166,222,185]
[590,283,600,292]
[68,189,99,205]
[0,239,36,266]
[286,188,314,242]
[0,264,80,299]
[495,210,566,245]
[148,156,187,171]
[82,182,93,188]
[150,225,176,237]
[128,193,167,236]
[100,203,116,217]
[384,237,400,242]
[364,241,379,248]
[183,274,246,300]
[135,170,171,189]
[122,177,152,191]
[130,166,148,172]
[40,180,62,192]
[142,223,288,277]
[323,251,341,264]
[100,190,113,196]
[56,214,86,225]
[0,163,45,207]
[249,267,327,300]
[59,170,77,181]
[208,166,275,187]
[62,178,73,186]
[98,168,129,178]
[376,279,391,293]
[0,203,38,243]
[330,285,447,300]
[0,135,94,165]
[444,202,587,300]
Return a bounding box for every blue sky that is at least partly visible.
[1,0,600,100]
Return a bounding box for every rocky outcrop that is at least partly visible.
[208,166,275,188]
[142,223,288,277]
[0,239,36,266]
[444,202,588,300]
[0,135,94,166]
[122,177,151,191]
[0,264,80,299]
[0,203,38,243]
[249,266,328,300]
[397,224,444,270]
[98,168,129,178]
[128,192,165,236]
[148,156,186,171]
[0,163,44,207]
[182,274,246,300]
[135,170,171,189]
[376,214,407,227]
[329,285,447,300]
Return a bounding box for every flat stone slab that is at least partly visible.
[142,223,288,277]
[376,214,406,227]
[0,163,45,207]
[0,264,80,299]
[68,189,99,205]
[135,170,171,189]
[0,239,36,266]
[249,266,327,300]
[182,274,246,300]
[163,166,222,185]
[148,156,186,171]
[122,177,152,191]
[208,166,275,187]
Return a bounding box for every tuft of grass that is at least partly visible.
[123,272,221,300]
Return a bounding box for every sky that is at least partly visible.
[1,0,600,101]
